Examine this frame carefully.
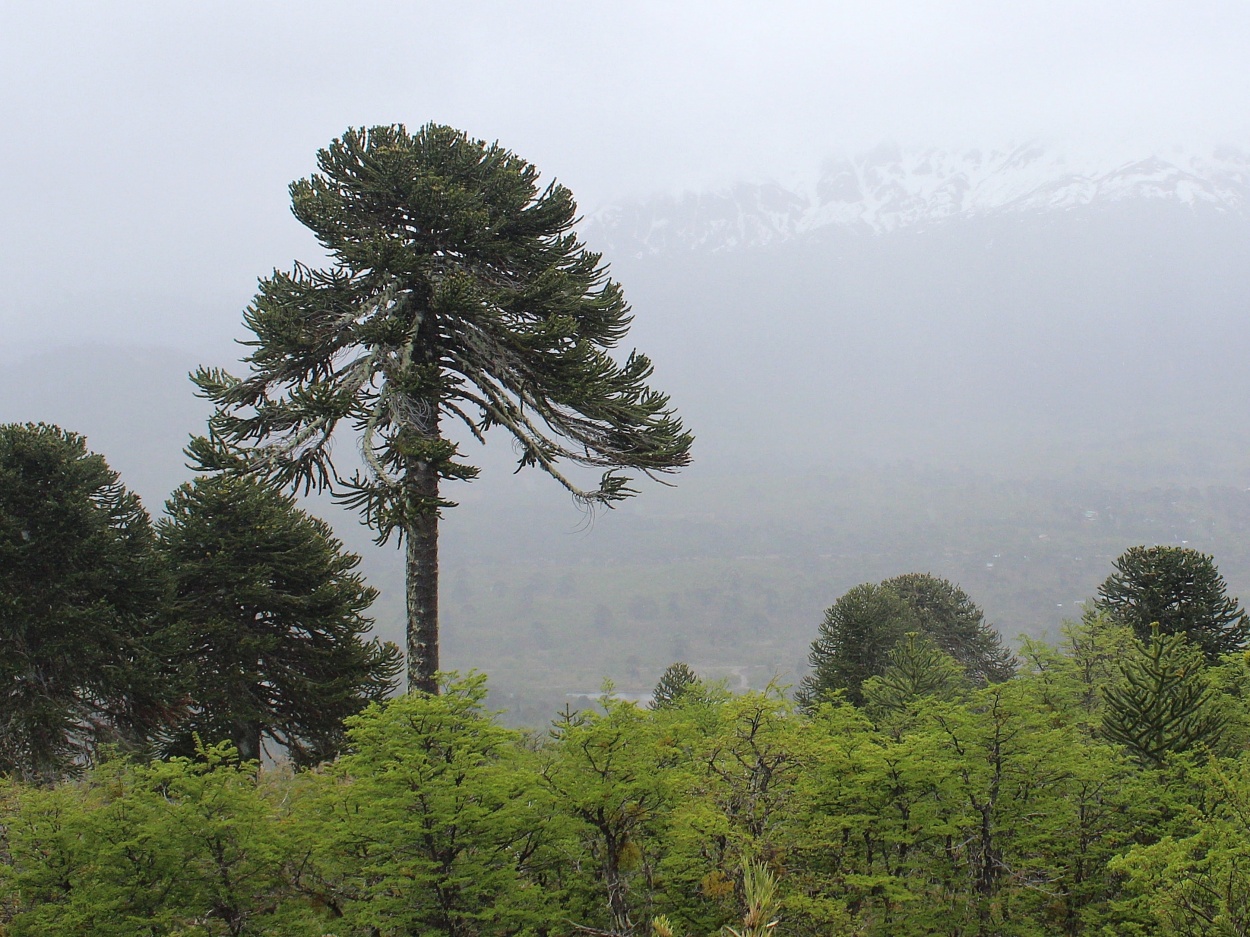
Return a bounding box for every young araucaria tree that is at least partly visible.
[191,124,693,692]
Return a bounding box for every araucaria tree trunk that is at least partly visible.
[405,460,441,693]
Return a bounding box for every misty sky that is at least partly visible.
[4,1,1250,353]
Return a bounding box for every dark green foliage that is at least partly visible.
[190,123,692,691]
[882,572,1017,683]
[156,475,401,765]
[652,661,701,709]
[1096,545,1250,661]
[1101,627,1227,766]
[0,423,170,781]
[798,574,1012,708]
[797,583,913,707]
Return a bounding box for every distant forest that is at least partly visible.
[8,344,1250,725]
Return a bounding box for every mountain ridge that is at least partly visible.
[585,143,1250,256]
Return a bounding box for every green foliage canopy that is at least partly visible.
[1111,756,1250,935]
[303,673,563,937]
[1,650,1248,935]
[0,743,312,936]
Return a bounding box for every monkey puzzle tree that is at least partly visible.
[861,632,966,714]
[1101,627,1227,766]
[651,661,702,710]
[798,575,1012,709]
[156,475,402,765]
[883,573,1016,683]
[797,582,915,707]
[1096,545,1250,662]
[191,124,693,692]
[0,423,170,780]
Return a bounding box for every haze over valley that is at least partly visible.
[6,141,1250,719]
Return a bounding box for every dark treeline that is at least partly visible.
[0,422,402,782]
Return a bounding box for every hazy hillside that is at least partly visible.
[611,201,1250,480]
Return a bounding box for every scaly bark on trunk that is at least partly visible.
[405,458,440,694]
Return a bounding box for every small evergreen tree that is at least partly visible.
[797,583,915,707]
[1101,627,1227,766]
[798,575,1010,708]
[861,632,966,713]
[0,423,170,781]
[157,475,402,765]
[1096,545,1250,661]
[652,662,701,709]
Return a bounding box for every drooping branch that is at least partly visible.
[449,377,634,505]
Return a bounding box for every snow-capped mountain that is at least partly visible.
[585,143,1250,256]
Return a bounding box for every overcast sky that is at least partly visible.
[3,1,1249,354]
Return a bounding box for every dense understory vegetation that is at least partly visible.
[4,617,1250,936]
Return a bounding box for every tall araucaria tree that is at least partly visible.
[190,124,693,692]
